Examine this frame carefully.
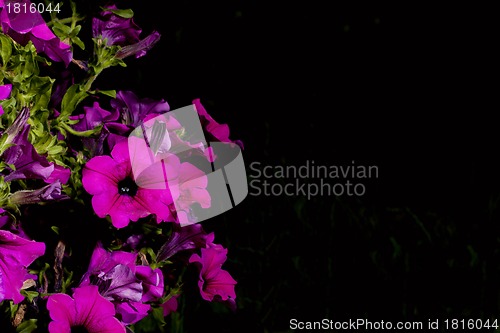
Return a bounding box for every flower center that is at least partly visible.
[118,177,138,196]
[72,326,90,333]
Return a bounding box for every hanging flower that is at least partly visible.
[193,99,244,149]
[0,230,45,304]
[189,242,237,303]
[157,224,212,262]
[93,5,160,59]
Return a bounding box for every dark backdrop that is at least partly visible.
[87,1,499,332]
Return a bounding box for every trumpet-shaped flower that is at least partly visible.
[47,285,126,333]
[82,138,179,228]
[0,230,45,304]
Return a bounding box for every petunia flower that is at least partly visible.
[161,295,179,317]
[1,108,54,182]
[157,224,213,262]
[193,99,243,149]
[72,101,129,153]
[9,181,69,205]
[114,31,161,59]
[80,243,164,325]
[0,83,12,116]
[111,90,170,129]
[47,285,126,333]
[44,164,71,185]
[126,121,212,225]
[135,265,164,303]
[0,0,72,66]
[173,162,211,225]
[82,138,179,228]
[189,242,237,303]
[92,5,142,48]
[0,230,45,304]
[92,5,160,59]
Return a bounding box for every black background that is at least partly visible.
[83,1,500,332]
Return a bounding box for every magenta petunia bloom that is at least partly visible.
[0,230,45,304]
[47,285,126,333]
[82,138,179,228]
[80,243,164,325]
[189,243,237,303]
[161,295,179,316]
[193,99,244,149]
[135,265,164,303]
[0,0,72,66]
[0,83,12,116]
[174,162,211,224]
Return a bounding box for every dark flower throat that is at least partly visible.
[118,177,138,196]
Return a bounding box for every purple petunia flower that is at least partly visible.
[0,83,12,116]
[72,101,127,154]
[9,181,69,205]
[0,0,72,66]
[47,285,126,333]
[189,242,237,303]
[114,31,161,59]
[79,243,164,325]
[92,5,142,47]
[1,108,54,182]
[82,138,179,228]
[111,90,170,129]
[74,92,170,153]
[93,5,160,59]
[157,223,212,262]
[0,230,45,304]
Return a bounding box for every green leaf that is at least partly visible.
[16,319,37,333]
[0,34,12,66]
[104,7,134,18]
[92,89,116,98]
[52,20,72,35]
[60,84,88,118]
[72,36,85,50]
[20,290,39,303]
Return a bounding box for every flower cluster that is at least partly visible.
[0,2,239,332]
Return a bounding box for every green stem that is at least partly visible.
[46,17,73,27]
[60,122,102,137]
